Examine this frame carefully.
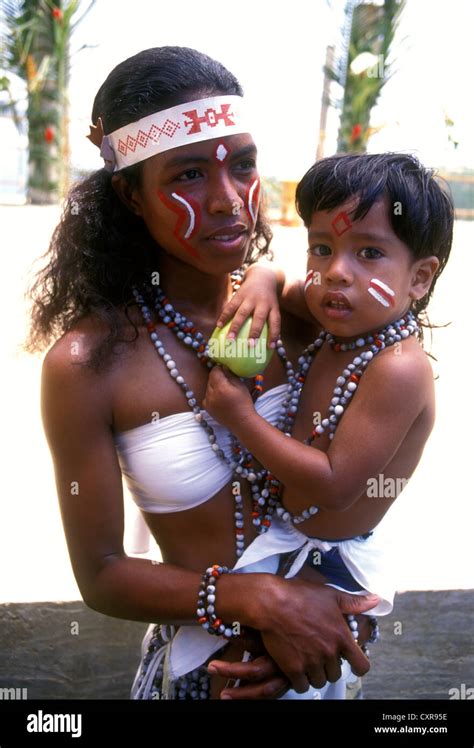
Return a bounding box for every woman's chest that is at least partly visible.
[109,312,319,434]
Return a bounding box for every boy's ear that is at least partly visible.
[111,173,143,216]
[409,256,440,301]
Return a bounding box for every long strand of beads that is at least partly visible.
[150,284,213,369]
[144,280,268,483]
[309,312,419,444]
[243,331,327,532]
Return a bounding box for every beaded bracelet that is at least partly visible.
[197,564,240,638]
[361,614,380,657]
[276,503,319,525]
[347,614,380,657]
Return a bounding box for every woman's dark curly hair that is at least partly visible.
[295,153,454,333]
[26,47,273,370]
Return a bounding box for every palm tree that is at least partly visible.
[0,0,95,203]
[336,0,405,153]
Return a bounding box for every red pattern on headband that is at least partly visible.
[117,119,181,158]
[183,104,235,135]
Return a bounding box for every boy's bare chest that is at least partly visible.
[291,347,358,446]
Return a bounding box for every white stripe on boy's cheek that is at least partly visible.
[368,287,390,308]
[370,278,395,297]
[171,193,195,239]
[368,277,396,308]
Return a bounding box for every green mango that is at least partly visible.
[208,316,274,378]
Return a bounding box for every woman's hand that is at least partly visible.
[216,265,281,346]
[208,612,375,699]
[241,574,379,694]
[203,365,255,428]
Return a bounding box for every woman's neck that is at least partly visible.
[157,254,233,321]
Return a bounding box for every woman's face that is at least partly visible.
[129,133,260,275]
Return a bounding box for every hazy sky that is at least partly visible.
[64,0,473,178]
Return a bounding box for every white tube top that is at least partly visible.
[114,383,288,513]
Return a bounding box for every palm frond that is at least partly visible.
[337,0,406,152]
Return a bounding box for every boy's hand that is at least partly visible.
[209,654,290,700]
[216,265,281,347]
[203,366,254,428]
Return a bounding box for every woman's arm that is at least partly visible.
[41,338,377,692]
[203,347,431,521]
[41,338,265,625]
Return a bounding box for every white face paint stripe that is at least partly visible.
[304,270,314,292]
[247,179,259,222]
[368,287,390,308]
[370,278,395,297]
[171,192,195,239]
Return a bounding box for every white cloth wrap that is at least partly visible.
[131,515,395,700]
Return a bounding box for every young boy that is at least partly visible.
[203,153,454,647]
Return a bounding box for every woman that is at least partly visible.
[28,46,377,700]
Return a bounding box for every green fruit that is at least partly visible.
[208,316,274,378]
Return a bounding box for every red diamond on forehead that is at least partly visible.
[331,211,352,236]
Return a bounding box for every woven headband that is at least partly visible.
[87,95,249,172]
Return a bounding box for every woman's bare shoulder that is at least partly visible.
[43,305,142,371]
[41,314,123,421]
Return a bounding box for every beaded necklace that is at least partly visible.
[133,277,419,558]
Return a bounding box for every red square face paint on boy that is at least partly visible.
[114,133,259,275]
[304,197,438,338]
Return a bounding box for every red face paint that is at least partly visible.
[304,270,314,292]
[157,190,201,259]
[331,211,352,237]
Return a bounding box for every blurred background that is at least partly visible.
[0,0,473,699]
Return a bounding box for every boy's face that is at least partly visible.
[304,196,436,338]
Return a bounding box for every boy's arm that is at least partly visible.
[215,261,282,347]
[215,262,313,346]
[203,347,432,523]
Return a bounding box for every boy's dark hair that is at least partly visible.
[295,153,454,319]
[26,47,272,370]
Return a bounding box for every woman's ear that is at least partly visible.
[409,256,440,301]
[111,173,143,216]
